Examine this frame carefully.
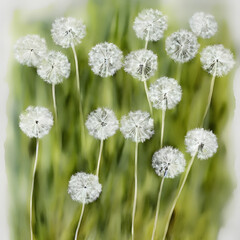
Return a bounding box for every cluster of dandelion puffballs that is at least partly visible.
[15,8,235,234]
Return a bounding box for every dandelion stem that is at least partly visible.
[143,80,153,115]
[160,110,165,148]
[176,63,182,82]
[30,139,39,240]
[52,84,57,122]
[202,73,216,125]
[162,151,197,240]
[74,203,85,240]
[145,31,149,50]
[132,131,139,240]
[71,43,85,136]
[96,139,104,177]
[151,177,165,240]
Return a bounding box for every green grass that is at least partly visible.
[6,0,236,239]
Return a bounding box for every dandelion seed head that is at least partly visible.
[85,108,119,140]
[133,9,168,41]
[14,35,47,67]
[120,111,154,143]
[51,17,86,48]
[19,106,53,139]
[165,29,200,63]
[200,45,235,77]
[68,172,102,204]
[124,49,158,81]
[88,42,123,78]
[37,51,70,85]
[189,12,218,39]
[152,146,186,178]
[185,128,218,160]
[149,77,182,110]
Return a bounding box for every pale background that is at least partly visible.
[0,0,239,239]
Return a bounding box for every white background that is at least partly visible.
[0,0,239,239]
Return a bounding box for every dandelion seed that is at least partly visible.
[88,42,123,77]
[189,12,218,39]
[120,110,154,143]
[165,29,200,63]
[133,9,168,43]
[68,172,102,240]
[185,128,218,160]
[14,35,47,67]
[200,44,235,77]
[51,17,86,48]
[19,106,53,139]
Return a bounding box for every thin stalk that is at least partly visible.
[71,43,85,136]
[132,131,139,240]
[74,203,85,240]
[143,80,153,115]
[30,139,39,240]
[52,84,57,122]
[96,139,104,177]
[162,151,197,240]
[176,63,182,82]
[145,31,149,50]
[202,73,216,125]
[160,110,166,148]
[151,177,165,240]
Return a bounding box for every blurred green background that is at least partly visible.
[5,0,236,239]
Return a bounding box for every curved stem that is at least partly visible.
[160,110,166,148]
[151,177,165,240]
[74,203,85,240]
[132,132,139,240]
[202,74,216,125]
[30,139,39,240]
[143,80,153,115]
[176,63,182,82]
[52,84,57,122]
[144,31,149,50]
[162,151,197,240]
[96,139,104,177]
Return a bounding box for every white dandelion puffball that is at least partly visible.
[19,106,53,139]
[185,128,218,160]
[88,42,123,77]
[133,9,168,41]
[120,111,154,143]
[152,146,186,178]
[68,172,102,204]
[124,49,158,81]
[37,51,70,84]
[189,12,218,39]
[149,77,182,110]
[200,45,235,77]
[14,35,47,67]
[51,17,86,48]
[85,108,119,140]
[165,30,200,63]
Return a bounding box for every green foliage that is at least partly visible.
[6,0,236,239]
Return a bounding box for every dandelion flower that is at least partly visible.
[14,35,47,67]
[37,51,70,84]
[133,9,168,42]
[185,128,218,160]
[165,29,200,63]
[68,172,102,204]
[51,17,86,48]
[85,108,119,140]
[200,44,235,77]
[149,77,182,110]
[88,42,123,77]
[124,49,158,81]
[120,111,154,143]
[19,106,53,139]
[152,146,186,178]
[189,12,218,39]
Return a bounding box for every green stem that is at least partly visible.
[160,110,165,148]
[96,139,104,177]
[162,151,197,240]
[143,80,153,115]
[151,177,165,240]
[176,63,182,82]
[52,84,57,123]
[74,203,85,240]
[30,139,39,240]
